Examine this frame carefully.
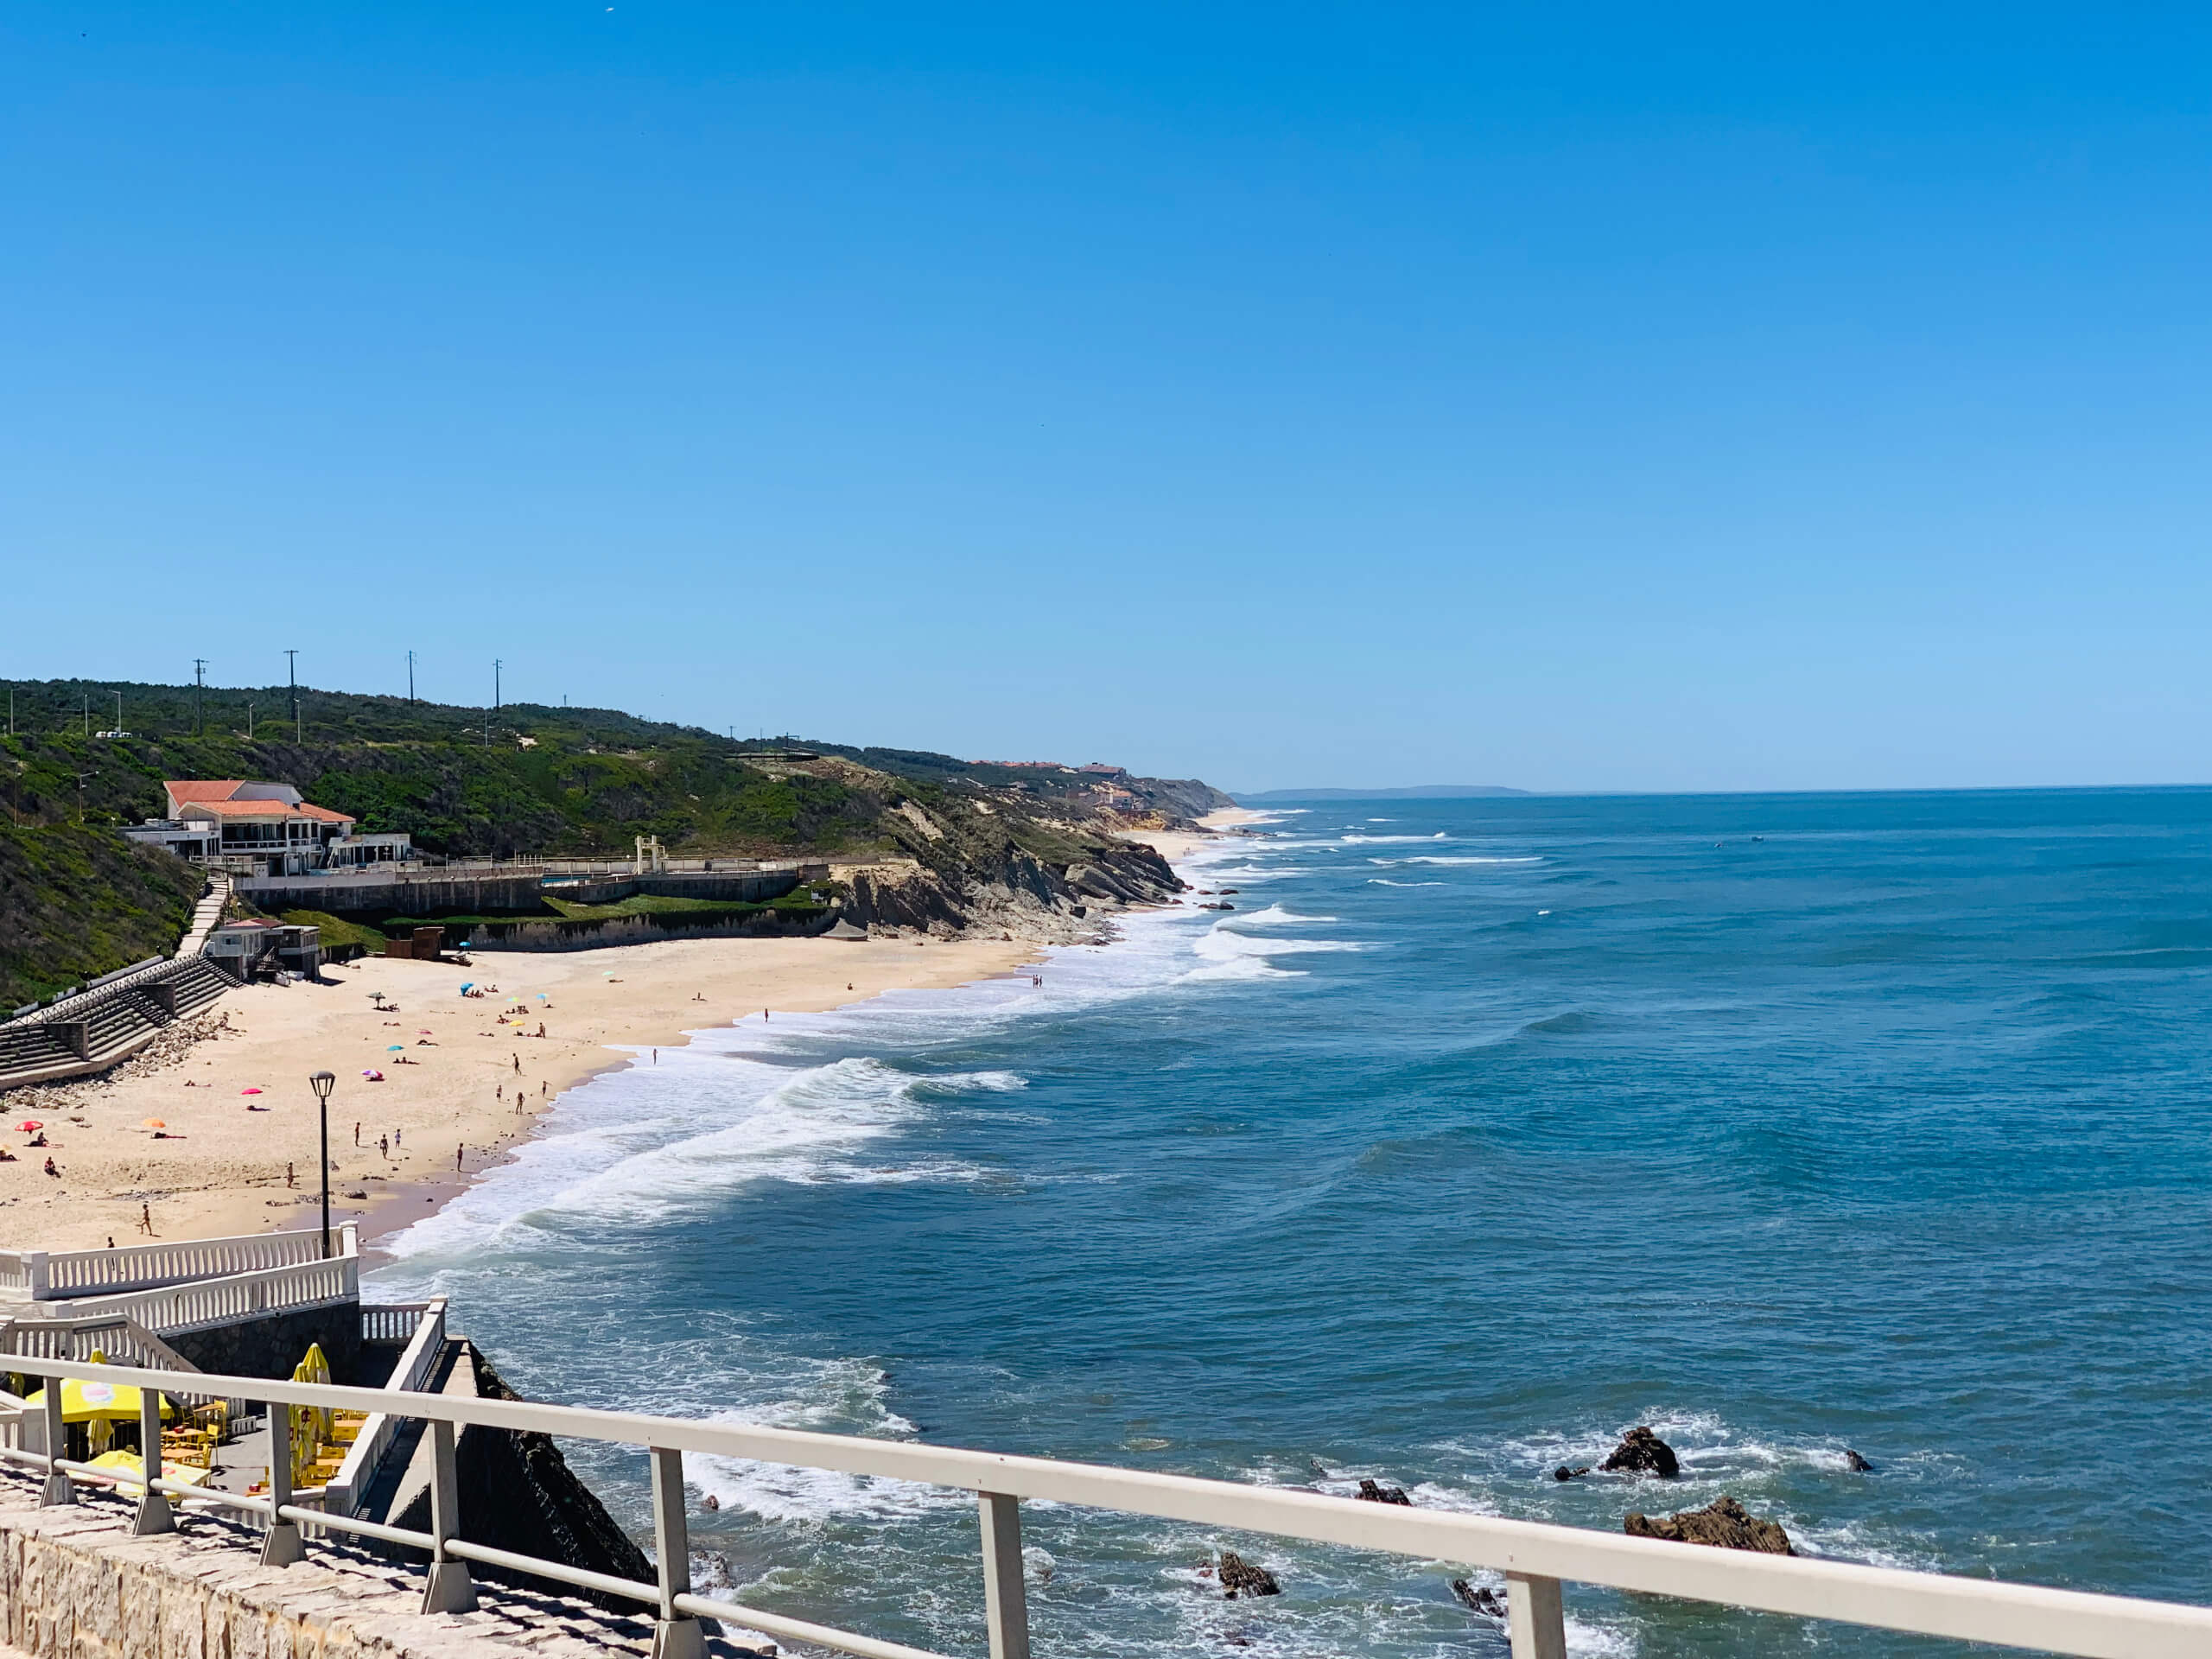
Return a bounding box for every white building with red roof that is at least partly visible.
[124,780,410,875]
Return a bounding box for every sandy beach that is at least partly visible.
[0,934,1036,1255]
[0,812,1261,1258]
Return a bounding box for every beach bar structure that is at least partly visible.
[124,781,411,879]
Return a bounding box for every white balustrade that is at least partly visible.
[323,1300,447,1517]
[4,1350,2210,1659]
[31,1228,331,1302]
[28,1255,359,1336]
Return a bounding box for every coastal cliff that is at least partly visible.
[0,677,1223,988]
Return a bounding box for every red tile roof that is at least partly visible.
[165,780,246,804]
[178,798,353,824]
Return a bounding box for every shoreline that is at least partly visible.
[0,933,1040,1255]
[2,812,1260,1259]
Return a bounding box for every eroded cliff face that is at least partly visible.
[831,785,1188,942]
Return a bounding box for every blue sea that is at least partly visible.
[374,788,2212,1657]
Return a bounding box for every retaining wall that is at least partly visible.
[0,1473,673,1659]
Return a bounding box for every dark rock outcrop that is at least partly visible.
[1357,1478,1412,1505]
[1599,1426,1680,1478]
[1623,1496,1793,1555]
[1553,1465,1592,1482]
[1219,1551,1281,1599]
[1451,1580,1507,1618]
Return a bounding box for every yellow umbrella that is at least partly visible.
[25,1376,174,1423]
[86,1448,211,1494]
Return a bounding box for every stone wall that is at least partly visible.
[0,1474,683,1659]
[162,1304,365,1387]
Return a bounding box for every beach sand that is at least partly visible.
[1,812,1262,1259]
[0,933,1034,1255]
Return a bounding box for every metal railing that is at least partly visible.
[323,1299,447,1518]
[2,1353,2208,1659]
[2,1226,335,1304]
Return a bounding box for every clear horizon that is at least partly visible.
[5,5,2209,794]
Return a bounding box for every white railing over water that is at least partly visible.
[323,1299,447,1519]
[3,1353,2208,1659]
[0,1226,334,1303]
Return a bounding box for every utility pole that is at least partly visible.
[248,702,255,741]
[285,649,300,743]
[112,691,122,735]
[82,693,90,739]
[407,649,416,702]
[194,658,207,736]
[493,659,501,712]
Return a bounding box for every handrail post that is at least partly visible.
[260,1398,305,1564]
[1506,1572,1567,1659]
[649,1446,704,1659]
[979,1491,1031,1659]
[131,1381,174,1534]
[25,1252,48,1303]
[421,1418,478,1611]
[38,1376,71,1505]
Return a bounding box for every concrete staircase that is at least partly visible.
[0,872,238,1091]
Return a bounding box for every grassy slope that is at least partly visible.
[2,677,1212,995]
[0,823,203,1008]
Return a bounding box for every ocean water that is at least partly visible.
[372,789,2212,1657]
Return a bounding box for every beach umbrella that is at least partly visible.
[25,1377,173,1424]
[386,1044,404,1051]
[15,1121,41,1133]
[459,982,474,992]
[240,1087,263,1096]
[142,1118,165,1129]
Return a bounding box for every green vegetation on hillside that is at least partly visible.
[0,823,202,1008]
[1,676,1214,1009]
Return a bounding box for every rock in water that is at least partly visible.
[1844,1449,1873,1472]
[1357,1478,1413,1505]
[1623,1496,1793,1554]
[1599,1426,1681,1478]
[1219,1552,1281,1598]
[1451,1580,1507,1618]
[1553,1464,1592,1482]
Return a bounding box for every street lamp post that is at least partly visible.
[308,1071,336,1258]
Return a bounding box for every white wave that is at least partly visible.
[1370,855,1543,867]
[1338,831,1450,843]
[1219,904,1338,927]
[1367,878,1443,887]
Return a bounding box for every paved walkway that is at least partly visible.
[0,1465,774,1658]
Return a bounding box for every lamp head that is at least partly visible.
[308,1071,336,1103]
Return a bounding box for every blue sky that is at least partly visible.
[4,3,2209,793]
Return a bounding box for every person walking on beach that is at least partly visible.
[137,1204,153,1236]
[455,1143,464,1173]
[286,1161,296,1189]
[353,1122,360,1147]
[512,1053,520,1073]
[378,1133,389,1160]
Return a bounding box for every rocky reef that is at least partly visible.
[1624,1495,1794,1554]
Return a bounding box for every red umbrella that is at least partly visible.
[240,1087,263,1096]
[15,1120,42,1133]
